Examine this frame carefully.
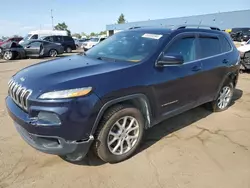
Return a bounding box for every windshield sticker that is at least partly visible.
[142,33,163,40]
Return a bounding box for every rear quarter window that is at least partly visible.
[220,36,232,53]
[63,36,73,42]
[199,36,221,58]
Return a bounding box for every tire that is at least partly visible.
[66,46,72,53]
[93,104,145,163]
[49,49,58,57]
[207,81,234,112]
[3,51,13,60]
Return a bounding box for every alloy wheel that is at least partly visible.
[3,51,12,60]
[107,116,140,155]
[217,86,233,109]
[49,50,57,57]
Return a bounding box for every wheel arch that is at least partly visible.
[90,94,152,135]
[214,71,239,100]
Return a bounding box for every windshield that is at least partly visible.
[23,34,32,41]
[85,31,165,62]
[89,38,99,42]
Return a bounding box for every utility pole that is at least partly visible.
[51,9,54,30]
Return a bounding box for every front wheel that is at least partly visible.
[93,104,144,163]
[207,81,234,112]
[3,51,13,60]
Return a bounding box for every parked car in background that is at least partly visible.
[74,39,80,48]
[238,39,250,70]
[78,39,88,48]
[230,28,250,42]
[0,37,23,46]
[22,40,64,58]
[40,35,76,53]
[19,30,67,44]
[0,42,26,60]
[238,39,250,53]
[81,37,106,50]
[6,26,240,163]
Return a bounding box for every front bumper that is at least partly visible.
[15,122,93,156]
[6,93,101,156]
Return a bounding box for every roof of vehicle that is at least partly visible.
[126,26,223,35]
[22,40,59,45]
[127,27,173,34]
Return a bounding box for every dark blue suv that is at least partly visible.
[6,26,240,163]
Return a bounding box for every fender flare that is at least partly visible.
[214,71,238,100]
[90,93,152,135]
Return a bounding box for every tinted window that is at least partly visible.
[220,36,232,53]
[43,36,53,42]
[30,34,38,39]
[55,36,63,42]
[30,42,41,47]
[100,38,106,42]
[165,36,196,63]
[63,36,73,41]
[199,36,221,58]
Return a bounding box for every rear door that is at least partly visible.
[196,33,232,103]
[54,36,65,48]
[153,33,204,117]
[24,41,42,57]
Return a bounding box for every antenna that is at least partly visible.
[198,20,202,28]
[51,9,54,30]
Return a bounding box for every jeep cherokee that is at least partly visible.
[6,26,240,163]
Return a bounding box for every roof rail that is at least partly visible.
[175,25,220,31]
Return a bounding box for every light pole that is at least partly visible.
[51,9,54,30]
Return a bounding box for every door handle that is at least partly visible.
[192,66,202,72]
[222,59,229,64]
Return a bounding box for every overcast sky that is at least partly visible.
[1,0,249,37]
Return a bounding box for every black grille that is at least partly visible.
[8,80,32,111]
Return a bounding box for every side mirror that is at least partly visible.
[157,53,184,66]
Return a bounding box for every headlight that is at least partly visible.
[39,87,92,99]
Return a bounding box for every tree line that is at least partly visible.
[55,13,126,39]
[1,14,126,40]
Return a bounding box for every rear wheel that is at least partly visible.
[93,104,144,163]
[207,81,234,112]
[3,51,13,60]
[49,49,58,57]
[66,47,72,53]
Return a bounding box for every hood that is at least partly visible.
[237,44,250,53]
[13,55,136,97]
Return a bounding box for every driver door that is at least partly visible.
[153,33,203,118]
[25,41,42,57]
